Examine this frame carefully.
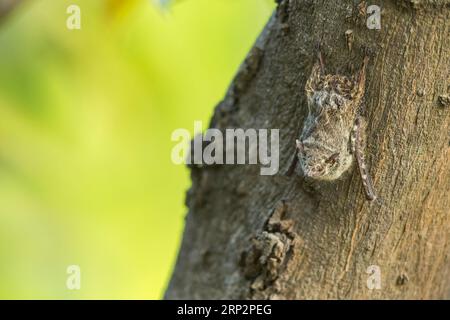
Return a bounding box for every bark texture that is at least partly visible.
[166,0,450,299]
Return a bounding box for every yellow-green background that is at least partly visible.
[0,0,274,299]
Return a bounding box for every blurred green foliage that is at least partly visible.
[0,0,274,298]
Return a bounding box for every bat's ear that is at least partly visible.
[306,42,326,99]
[351,55,369,101]
[305,62,322,99]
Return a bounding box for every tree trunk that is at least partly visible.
[165,0,450,300]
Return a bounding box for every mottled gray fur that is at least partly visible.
[291,48,376,200]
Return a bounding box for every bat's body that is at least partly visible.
[289,46,376,201]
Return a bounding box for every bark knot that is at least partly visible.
[239,200,300,298]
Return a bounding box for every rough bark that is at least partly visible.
[166,0,450,299]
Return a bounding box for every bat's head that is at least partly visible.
[297,139,347,180]
[297,136,353,181]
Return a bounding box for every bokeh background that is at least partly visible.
[0,0,274,299]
